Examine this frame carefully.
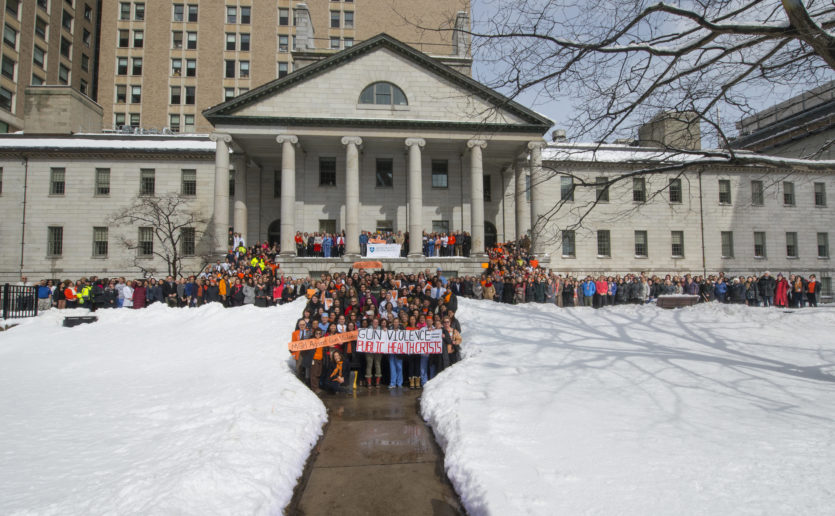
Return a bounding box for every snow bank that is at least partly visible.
[422,300,835,515]
[0,299,325,515]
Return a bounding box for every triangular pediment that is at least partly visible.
[203,34,552,132]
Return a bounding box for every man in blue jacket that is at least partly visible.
[582,277,596,307]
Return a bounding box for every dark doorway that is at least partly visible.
[268,219,281,246]
[485,221,497,248]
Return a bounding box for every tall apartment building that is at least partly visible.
[97,0,470,134]
[0,0,99,132]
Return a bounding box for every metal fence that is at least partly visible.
[1,284,38,319]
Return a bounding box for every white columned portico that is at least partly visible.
[514,159,529,240]
[405,138,425,257]
[210,133,232,254]
[276,135,298,257]
[342,136,362,256]
[528,141,547,256]
[232,154,248,245]
[467,139,487,255]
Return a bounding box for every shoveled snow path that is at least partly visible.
[422,299,835,516]
[0,299,325,515]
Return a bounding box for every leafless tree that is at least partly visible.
[109,194,211,278]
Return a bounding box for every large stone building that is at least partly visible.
[0,0,99,132]
[97,0,470,134]
[0,34,832,301]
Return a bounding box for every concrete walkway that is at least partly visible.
[289,387,463,515]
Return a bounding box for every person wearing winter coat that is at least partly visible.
[145,279,163,305]
[730,278,746,304]
[758,272,776,307]
[582,278,596,307]
[132,280,146,309]
[745,277,760,306]
[774,274,790,308]
[806,274,819,307]
[714,278,729,303]
[122,282,134,308]
[242,279,256,305]
[322,350,350,394]
[102,280,119,308]
[790,275,806,308]
[255,281,271,307]
[472,280,484,300]
[482,279,494,301]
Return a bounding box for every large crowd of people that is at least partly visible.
[291,230,473,258]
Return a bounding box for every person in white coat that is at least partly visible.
[122,282,134,308]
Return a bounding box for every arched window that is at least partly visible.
[359,82,408,106]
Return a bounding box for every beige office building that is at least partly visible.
[97,0,470,134]
[0,0,99,132]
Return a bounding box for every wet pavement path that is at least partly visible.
[288,387,463,515]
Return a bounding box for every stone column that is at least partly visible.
[528,141,547,256]
[405,138,425,257]
[276,135,298,257]
[232,154,248,245]
[341,136,362,256]
[210,133,232,254]
[467,139,487,255]
[514,159,529,240]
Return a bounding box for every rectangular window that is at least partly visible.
[484,175,492,202]
[814,182,826,206]
[0,85,11,111]
[344,11,354,28]
[561,230,575,257]
[117,29,129,48]
[226,33,235,51]
[718,179,732,204]
[84,4,92,20]
[186,59,196,77]
[273,169,281,198]
[330,37,340,50]
[33,46,45,68]
[721,231,734,258]
[431,160,448,188]
[376,158,393,188]
[331,11,340,28]
[62,10,72,31]
[114,113,125,127]
[184,86,195,104]
[81,53,88,71]
[240,33,250,51]
[432,220,449,234]
[279,8,289,26]
[130,85,141,103]
[279,35,288,52]
[47,226,63,256]
[3,24,16,49]
[319,157,336,186]
[181,227,196,256]
[754,231,767,258]
[119,2,130,20]
[5,0,18,18]
[183,114,194,132]
[133,30,143,48]
[93,227,108,257]
[181,169,196,196]
[225,60,234,78]
[320,219,337,234]
[186,31,197,49]
[140,168,155,195]
[130,113,140,127]
[278,61,288,78]
[224,87,234,100]
[50,168,65,195]
[170,86,181,104]
[173,3,183,22]
[95,168,110,195]
[115,84,126,103]
[83,29,90,47]
[671,230,684,257]
[171,58,181,76]
[634,230,648,257]
[132,57,142,75]
[595,176,609,202]
[58,64,69,84]
[60,37,71,58]
[187,4,198,22]
[226,6,236,24]
[169,114,180,132]
[31,74,44,86]
[822,277,833,297]
[35,17,48,40]
[751,180,764,206]
[783,181,795,206]
[172,31,183,48]
[1,55,15,80]
[597,230,611,257]
[344,38,354,48]
[134,2,144,21]
[818,233,830,258]
[138,227,153,256]
[669,178,682,203]
[79,79,88,96]
[37,0,48,10]
[633,177,646,202]
[375,220,393,233]
[239,60,249,77]
[786,232,798,258]
[240,6,250,24]
[560,176,574,201]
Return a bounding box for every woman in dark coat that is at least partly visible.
[132,280,147,309]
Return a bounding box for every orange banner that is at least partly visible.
[288,330,358,352]
[352,261,383,269]
[368,238,386,244]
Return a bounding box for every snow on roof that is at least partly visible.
[0,134,215,152]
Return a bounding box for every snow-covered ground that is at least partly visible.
[0,299,324,515]
[423,300,835,515]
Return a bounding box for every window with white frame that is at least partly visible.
[93,227,108,257]
[671,230,684,257]
[754,231,767,258]
[47,226,63,256]
[95,168,110,195]
[597,230,611,257]
[138,227,153,256]
[562,230,575,257]
[634,230,648,257]
[721,231,734,258]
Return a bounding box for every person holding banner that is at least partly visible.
[387,318,405,389]
[322,351,350,394]
[364,318,383,388]
[442,317,462,365]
